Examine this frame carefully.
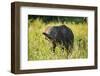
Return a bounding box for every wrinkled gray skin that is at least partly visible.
[43,25,74,53]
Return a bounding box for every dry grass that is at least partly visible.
[28,19,88,60]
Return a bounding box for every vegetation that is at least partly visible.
[28,15,88,61]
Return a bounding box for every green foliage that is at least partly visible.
[28,18,88,60]
[28,15,87,24]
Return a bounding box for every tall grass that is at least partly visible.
[28,19,88,60]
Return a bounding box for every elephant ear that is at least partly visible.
[42,32,52,39]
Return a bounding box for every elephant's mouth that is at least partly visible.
[43,33,52,39]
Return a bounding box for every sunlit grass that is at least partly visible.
[28,19,88,60]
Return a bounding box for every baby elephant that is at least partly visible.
[43,25,74,53]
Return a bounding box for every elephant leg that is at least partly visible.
[52,42,56,53]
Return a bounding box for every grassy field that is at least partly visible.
[28,19,88,60]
